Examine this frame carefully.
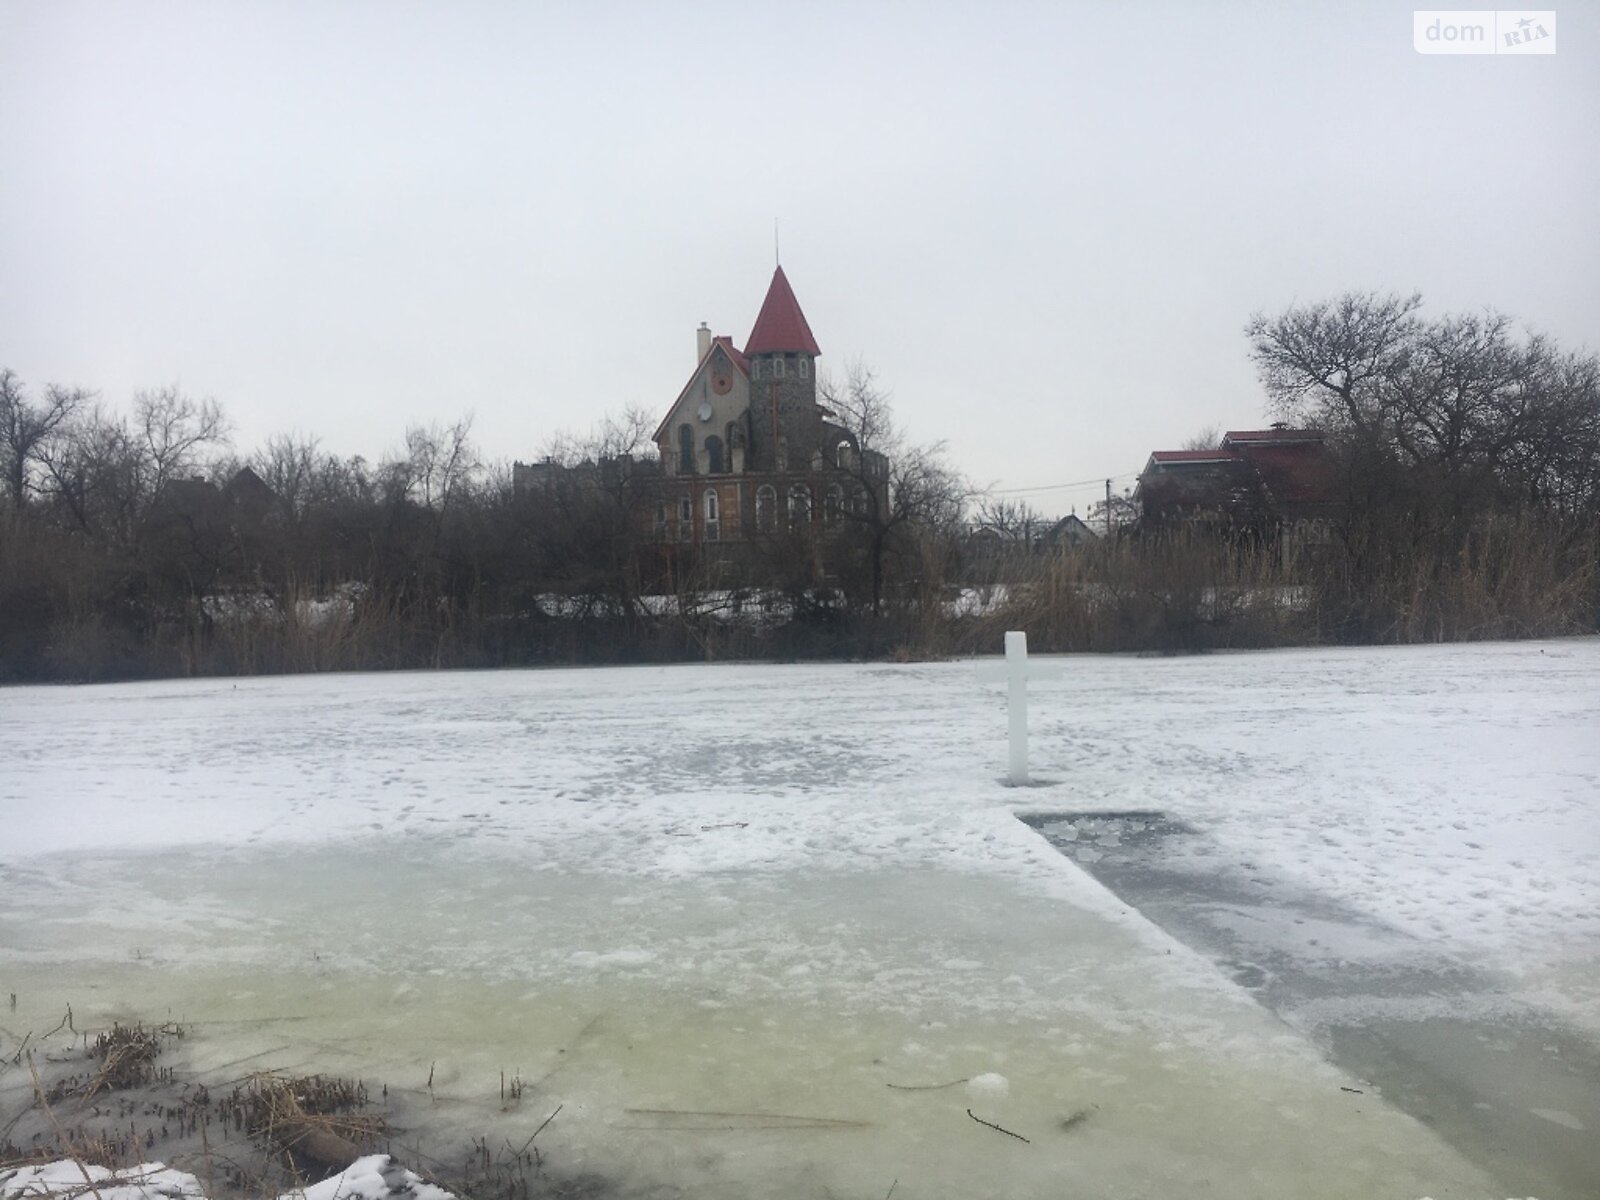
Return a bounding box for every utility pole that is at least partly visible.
[1105,478,1112,537]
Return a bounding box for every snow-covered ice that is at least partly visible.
[0,1161,205,1200]
[0,1156,450,1200]
[2,638,1597,1198]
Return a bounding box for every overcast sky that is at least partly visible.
[2,1,1595,514]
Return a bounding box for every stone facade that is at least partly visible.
[745,351,821,473]
[646,266,884,552]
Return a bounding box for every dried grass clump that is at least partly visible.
[222,1073,384,1170]
[91,1022,177,1090]
[42,1022,181,1105]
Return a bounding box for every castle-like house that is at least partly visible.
[649,266,878,545]
[512,267,885,588]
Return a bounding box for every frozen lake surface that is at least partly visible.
[3,639,1598,1198]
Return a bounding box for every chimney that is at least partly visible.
[696,322,712,363]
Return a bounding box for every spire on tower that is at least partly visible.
[745,265,820,357]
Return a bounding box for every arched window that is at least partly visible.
[773,356,786,379]
[755,484,777,532]
[798,357,809,379]
[788,484,812,525]
[678,425,694,474]
[824,484,844,524]
[705,434,724,474]
[750,359,760,381]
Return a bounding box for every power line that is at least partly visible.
[987,472,1139,496]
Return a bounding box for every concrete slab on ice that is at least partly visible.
[2,851,1500,1200]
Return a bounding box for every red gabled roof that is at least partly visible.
[1148,449,1240,464]
[745,266,821,357]
[713,335,750,375]
[1222,428,1322,445]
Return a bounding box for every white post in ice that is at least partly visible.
[977,630,1062,785]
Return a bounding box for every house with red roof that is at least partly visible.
[646,265,882,548]
[512,265,886,584]
[1135,426,1340,557]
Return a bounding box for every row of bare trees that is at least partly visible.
[1,372,227,543]
[2,292,1595,680]
[1248,293,1600,518]
[0,364,973,679]
[1244,293,1600,639]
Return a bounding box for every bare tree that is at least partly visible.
[135,386,230,500]
[1087,488,1141,536]
[821,362,968,617]
[251,432,322,517]
[1246,292,1424,442]
[521,405,660,611]
[0,370,91,511]
[1247,292,1600,520]
[396,415,481,512]
[36,403,136,541]
[974,497,1046,545]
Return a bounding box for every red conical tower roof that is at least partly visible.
[744,266,821,357]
